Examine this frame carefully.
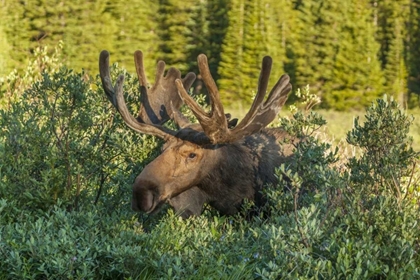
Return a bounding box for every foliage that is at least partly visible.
[107,0,159,75]
[0,22,11,77]
[0,56,419,278]
[0,64,159,213]
[325,0,384,110]
[2,0,420,108]
[346,95,419,204]
[218,0,290,107]
[0,42,63,109]
[375,0,410,104]
[156,0,196,73]
[407,0,420,105]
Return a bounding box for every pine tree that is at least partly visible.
[263,0,294,90]
[107,0,159,75]
[186,0,230,82]
[218,0,290,107]
[289,0,384,110]
[2,0,32,72]
[60,0,117,74]
[3,0,117,74]
[407,0,420,105]
[288,0,345,105]
[206,0,230,80]
[185,0,210,78]
[156,0,196,73]
[373,0,410,67]
[241,0,268,98]
[218,0,245,106]
[373,0,410,106]
[324,0,384,110]
[0,7,11,76]
[383,18,408,105]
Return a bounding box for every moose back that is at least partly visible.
[99,50,296,218]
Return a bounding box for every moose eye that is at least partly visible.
[188,153,197,159]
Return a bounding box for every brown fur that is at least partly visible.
[132,127,296,218]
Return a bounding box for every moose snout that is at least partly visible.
[131,188,154,212]
[131,178,161,213]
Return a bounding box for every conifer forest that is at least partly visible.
[1,0,420,110]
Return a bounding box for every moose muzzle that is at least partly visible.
[131,177,163,213]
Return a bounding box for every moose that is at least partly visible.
[99,50,297,218]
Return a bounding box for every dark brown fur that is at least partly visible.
[132,127,296,218]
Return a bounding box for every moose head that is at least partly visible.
[99,50,294,218]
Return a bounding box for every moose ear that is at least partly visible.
[225,113,238,129]
[228,118,238,129]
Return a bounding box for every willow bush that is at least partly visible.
[0,65,160,213]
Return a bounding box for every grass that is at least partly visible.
[226,106,420,151]
[318,109,420,151]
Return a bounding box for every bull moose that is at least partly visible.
[99,50,297,218]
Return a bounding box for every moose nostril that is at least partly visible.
[132,188,155,212]
[139,190,154,212]
[132,179,158,213]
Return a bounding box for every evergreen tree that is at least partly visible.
[186,0,209,70]
[156,0,196,73]
[407,0,420,105]
[289,0,342,100]
[206,0,230,81]
[59,0,117,74]
[241,0,268,97]
[373,0,410,105]
[383,18,408,105]
[218,0,290,107]
[107,0,159,75]
[186,0,230,85]
[263,0,294,90]
[372,0,410,67]
[0,9,11,76]
[1,0,418,108]
[324,0,384,110]
[289,0,384,110]
[2,1,32,72]
[3,0,117,74]
[218,0,245,106]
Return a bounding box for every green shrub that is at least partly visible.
[346,95,419,204]
[255,94,420,279]
[0,62,419,279]
[0,65,159,213]
[0,201,148,279]
[0,42,63,109]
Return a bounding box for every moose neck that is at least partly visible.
[197,142,255,215]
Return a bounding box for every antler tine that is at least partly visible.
[134,50,148,87]
[176,54,291,144]
[170,101,191,129]
[99,50,118,107]
[234,56,272,131]
[230,69,291,140]
[176,54,230,143]
[99,50,175,140]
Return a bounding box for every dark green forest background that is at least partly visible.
[1,0,420,110]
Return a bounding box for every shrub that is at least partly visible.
[0,65,159,213]
[0,61,419,279]
[346,95,419,204]
[0,42,63,109]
